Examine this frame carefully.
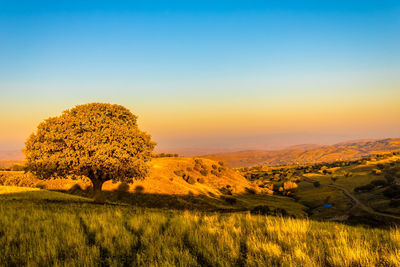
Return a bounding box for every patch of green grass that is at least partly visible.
[295,181,353,218]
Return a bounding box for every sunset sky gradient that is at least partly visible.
[1,1,399,154]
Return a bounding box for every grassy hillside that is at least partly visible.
[238,152,400,226]
[1,187,399,266]
[0,157,306,216]
[204,138,400,167]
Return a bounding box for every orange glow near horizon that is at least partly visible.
[1,84,399,151]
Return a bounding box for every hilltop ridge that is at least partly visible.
[203,138,400,167]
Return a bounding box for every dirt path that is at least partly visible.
[301,176,400,221]
[328,184,400,220]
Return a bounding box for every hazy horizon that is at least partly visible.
[1,1,399,154]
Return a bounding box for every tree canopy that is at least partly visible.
[24,103,156,200]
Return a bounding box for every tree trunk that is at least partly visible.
[91,179,105,203]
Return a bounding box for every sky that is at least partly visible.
[0,0,399,155]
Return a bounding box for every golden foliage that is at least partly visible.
[283,181,298,191]
[24,103,155,185]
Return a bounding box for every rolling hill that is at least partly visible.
[0,157,268,196]
[204,138,400,168]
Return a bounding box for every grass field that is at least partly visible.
[1,187,400,266]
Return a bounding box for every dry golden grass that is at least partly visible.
[0,189,399,266]
[0,185,40,194]
[0,157,267,197]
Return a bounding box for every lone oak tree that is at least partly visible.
[24,103,155,202]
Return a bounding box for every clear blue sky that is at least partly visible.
[0,1,399,153]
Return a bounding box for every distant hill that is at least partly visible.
[203,138,400,168]
[0,150,24,168]
[0,150,24,161]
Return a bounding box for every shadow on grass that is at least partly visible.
[65,186,251,212]
[2,186,399,228]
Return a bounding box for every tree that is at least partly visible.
[24,103,156,202]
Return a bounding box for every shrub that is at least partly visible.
[354,184,375,193]
[313,181,321,188]
[134,185,144,194]
[10,164,25,172]
[222,196,237,205]
[197,177,205,184]
[377,164,385,170]
[371,169,382,175]
[117,182,130,192]
[0,172,38,187]
[344,172,352,177]
[212,164,218,170]
[323,169,332,175]
[251,205,270,215]
[245,187,256,194]
[68,183,83,194]
[211,170,218,176]
[193,164,202,172]
[273,208,288,217]
[218,167,226,173]
[174,170,185,177]
[35,183,46,189]
[153,153,179,158]
[283,181,298,191]
[219,186,233,195]
[200,169,208,176]
[370,179,388,187]
[390,199,400,207]
[218,161,224,166]
[187,176,196,185]
[383,185,400,198]
[186,167,193,172]
[384,174,395,184]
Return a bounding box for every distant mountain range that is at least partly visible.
[203,138,400,168]
[0,150,23,161]
[3,138,400,169]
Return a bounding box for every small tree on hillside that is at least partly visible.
[24,103,155,202]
